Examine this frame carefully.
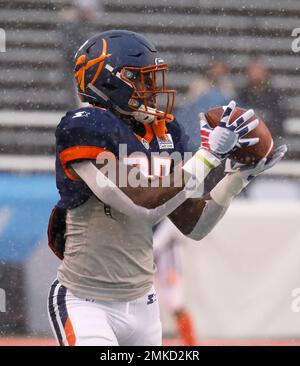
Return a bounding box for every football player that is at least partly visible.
[153,219,198,346]
[47,30,286,346]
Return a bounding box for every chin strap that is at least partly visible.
[87,82,175,140]
[132,104,175,141]
[152,114,174,141]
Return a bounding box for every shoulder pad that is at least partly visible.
[56,107,119,179]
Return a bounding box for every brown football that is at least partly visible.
[204,106,274,165]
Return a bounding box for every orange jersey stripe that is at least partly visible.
[59,146,110,181]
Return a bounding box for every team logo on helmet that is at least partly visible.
[74,38,112,92]
[154,57,165,65]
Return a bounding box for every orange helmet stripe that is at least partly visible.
[74,39,112,93]
[90,39,112,85]
[75,54,86,67]
[74,55,87,91]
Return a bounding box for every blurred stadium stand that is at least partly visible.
[0,0,300,160]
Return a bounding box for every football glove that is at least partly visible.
[225,144,287,184]
[183,100,260,195]
[210,145,287,206]
[200,100,260,159]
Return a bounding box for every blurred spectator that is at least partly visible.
[237,59,286,143]
[175,60,234,152]
[187,60,235,102]
[59,0,101,108]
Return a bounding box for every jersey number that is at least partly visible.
[123,156,172,178]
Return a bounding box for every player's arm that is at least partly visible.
[168,101,287,237]
[72,101,261,227]
[70,99,233,224]
[169,145,287,238]
[71,156,204,224]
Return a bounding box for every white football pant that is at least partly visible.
[47,279,162,346]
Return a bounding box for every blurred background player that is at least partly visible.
[153,219,198,346]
